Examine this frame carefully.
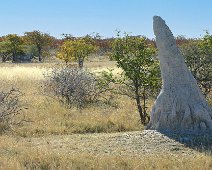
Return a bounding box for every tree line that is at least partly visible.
[0,31,113,64]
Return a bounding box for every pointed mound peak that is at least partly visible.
[153,16,175,50]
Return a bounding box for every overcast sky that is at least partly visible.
[0,0,212,38]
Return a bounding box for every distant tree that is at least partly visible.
[180,32,212,97]
[57,37,96,67]
[0,34,24,62]
[23,44,39,60]
[175,35,189,46]
[112,33,160,124]
[90,33,114,56]
[61,34,76,41]
[56,40,73,64]
[24,31,54,62]
[0,41,11,62]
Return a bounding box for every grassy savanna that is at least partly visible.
[0,61,211,170]
[0,61,142,137]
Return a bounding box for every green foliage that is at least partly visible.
[23,44,39,60]
[0,41,11,62]
[0,34,24,62]
[96,69,116,88]
[57,37,96,67]
[56,40,74,64]
[111,33,161,124]
[180,32,212,97]
[24,31,54,61]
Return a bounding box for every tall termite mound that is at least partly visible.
[147,16,212,133]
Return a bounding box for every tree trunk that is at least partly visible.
[78,58,84,68]
[38,46,42,62]
[38,55,42,62]
[135,85,145,124]
[12,53,17,63]
[143,87,149,123]
[147,16,212,133]
[136,95,144,123]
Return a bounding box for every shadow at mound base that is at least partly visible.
[152,129,212,153]
[146,16,212,150]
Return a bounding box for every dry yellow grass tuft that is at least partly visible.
[0,66,46,81]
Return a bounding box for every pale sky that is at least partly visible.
[0,0,211,38]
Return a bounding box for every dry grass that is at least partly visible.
[0,61,120,81]
[0,61,212,170]
[0,66,46,81]
[16,154,212,170]
[13,95,143,137]
[0,135,212,170]
[0,62,143,137]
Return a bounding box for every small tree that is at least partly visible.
[180,33,212,97]
[199,32,212,97]
[57,38,96,67]
[0,34,24,62]
[112,33,160,124]
[24,31,54,62]
[56,40,74,64]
